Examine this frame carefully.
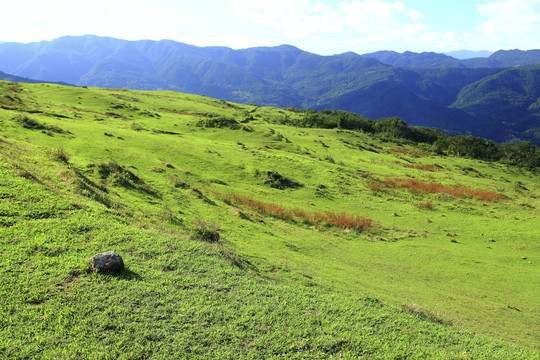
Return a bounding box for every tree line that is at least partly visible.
[276,108,539,169]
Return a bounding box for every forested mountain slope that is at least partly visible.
[0,35,538,144]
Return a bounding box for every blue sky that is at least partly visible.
[2,0,540,54]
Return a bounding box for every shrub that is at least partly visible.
[15,114,66,134]
[49,148,70,163]
[171,177,190,189]
[190,218,220,242]
[196,116,242,130]
[263,171,303,190]
[15,115,46,130]
[131,122,147,132]
[90,161,158,197]
[95,161,139,183]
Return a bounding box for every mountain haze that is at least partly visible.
[362,49,540,69]
[0,35,539,144]
[360,51,465,68]
[444,50,492,59]
[0,71,39,83]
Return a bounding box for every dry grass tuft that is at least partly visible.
[220,193,373,232]
[376,177,504,202]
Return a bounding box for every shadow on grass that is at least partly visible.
[116,268,142,281]
[92,268,143,281]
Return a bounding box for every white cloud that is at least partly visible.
[227,0,465,53]
[406,9,424,22]
[229,0,423,36]
[7,0,539,54]
[1,0,190,43]
[475,0,540,49]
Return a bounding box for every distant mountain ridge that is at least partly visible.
[360,49,540,68]
[444,50,492,60]
[0,35,538,144]
[360,50,464,68]
[0,70,41,83]
[0,70,69,86]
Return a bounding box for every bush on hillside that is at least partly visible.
[14,114,66,134]
[48,148,70,164]
[89,161,159,197]
[190,218,221,242]
[263,171,303,190]
[196,116,242,130]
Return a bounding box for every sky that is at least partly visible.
[2,0,540,55]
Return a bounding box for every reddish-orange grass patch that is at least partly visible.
[221,193,373,232]
[396,162,436,171]
[391,148,429,157]
[379,177,504,202]
[422,201,434,210]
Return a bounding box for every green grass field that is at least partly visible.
[1,81,539,358]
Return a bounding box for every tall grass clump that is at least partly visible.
[89,161,159,197]
[48,148,70,163]
[190,218,221,242]
[196,116,242,130]
[396,162,436,171]
[14,114,66,134]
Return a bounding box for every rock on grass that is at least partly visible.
[89,251,124,273]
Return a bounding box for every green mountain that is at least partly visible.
[0,81,538,358]
[463,49,540,68]
[361,49,540,69]
[451,65,540,142]
[0,35,538,144]
[360,50,465,68]
[0,70,44,83]
[0,70,70,86]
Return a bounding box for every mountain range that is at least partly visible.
[0,35,539,144]
[444,50,492,59]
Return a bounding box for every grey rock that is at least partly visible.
[90,251,124,273]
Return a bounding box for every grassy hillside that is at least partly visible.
[0,81,539,358]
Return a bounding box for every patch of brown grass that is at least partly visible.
[396,161,436,171]
[422,201,434,210]
[391,148,429,157]
[220,193,373,232]
[9,84,23,92]
[378,177,504,202]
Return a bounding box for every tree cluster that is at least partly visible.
[275,109,539,169]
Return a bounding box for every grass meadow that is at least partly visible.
[0,81,538,358]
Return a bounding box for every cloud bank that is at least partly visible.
[475,0,540,49]
[229,0,540,53]
[1,0,539,54]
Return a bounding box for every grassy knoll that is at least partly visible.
[0,81,539,358]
